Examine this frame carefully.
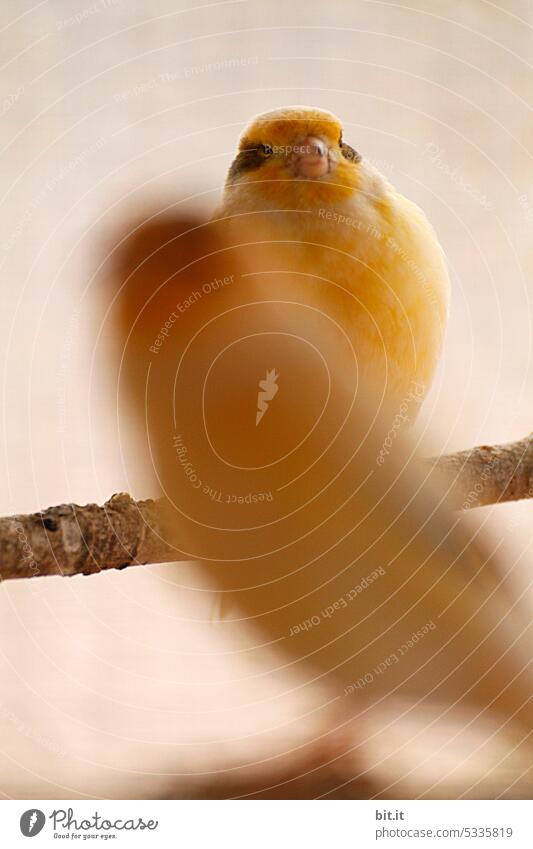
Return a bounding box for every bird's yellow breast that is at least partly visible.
[220,166,449,411]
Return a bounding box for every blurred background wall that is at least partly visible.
[0,0,532,797]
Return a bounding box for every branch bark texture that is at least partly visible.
[0,493,175,581]
[428,433,533,509]
[1,435,532,582]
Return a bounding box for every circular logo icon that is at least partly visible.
[20,809,46,837]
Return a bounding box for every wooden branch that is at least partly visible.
[427,432,533,509]
[0,435,532,583]
[0,493,176,582]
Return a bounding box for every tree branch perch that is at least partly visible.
[0,493,176,582]
[427,432,533,509]
[0,434,532,583]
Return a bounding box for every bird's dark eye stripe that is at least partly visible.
[228,136,362,181]
[227,143,268,180]
[340,141,362,163]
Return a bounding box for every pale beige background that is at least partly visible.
[0,0,532,797]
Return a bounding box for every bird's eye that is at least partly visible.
[340,141,362,164]
[259,144,273,157]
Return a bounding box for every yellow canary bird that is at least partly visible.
[216,106,450,413]
[110,111,532,798]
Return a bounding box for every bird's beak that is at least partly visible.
[292,136,330,178]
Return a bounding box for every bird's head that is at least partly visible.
[224,106,363,208]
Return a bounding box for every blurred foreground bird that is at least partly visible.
[109,109,532,798]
